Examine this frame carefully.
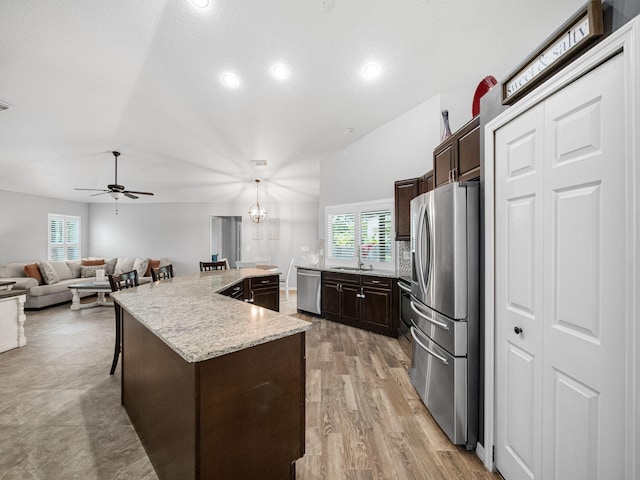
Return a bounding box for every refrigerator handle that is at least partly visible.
[409,301,449,330]
[410,327,448,365]
[416,203,427,294]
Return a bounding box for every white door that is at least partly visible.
[495,103,545,480]
[495,53,627,480]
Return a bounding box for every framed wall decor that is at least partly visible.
[502,0,603,105]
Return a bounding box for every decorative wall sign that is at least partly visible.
[502,0,603,105]
[268,218,280,240]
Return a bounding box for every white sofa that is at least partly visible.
[0,257,172,309]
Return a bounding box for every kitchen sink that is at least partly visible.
[333,266,373,271]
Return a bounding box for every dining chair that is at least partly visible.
[236,260,257,269]
[254,256,270,266]
[280,258,295,301]
[151,264,175,281]
[218,258,230,270]
[200,261,227,271]
[108,269,139,375]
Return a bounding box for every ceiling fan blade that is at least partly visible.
[124,190,154,196]
[90,191,111,197]
[74,188,109,192]
[124,192,139,199]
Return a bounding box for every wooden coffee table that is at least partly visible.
[67,281,113,310]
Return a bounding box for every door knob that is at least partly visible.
[514,326,523,335]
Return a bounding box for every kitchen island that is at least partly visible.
[111,269,311,480]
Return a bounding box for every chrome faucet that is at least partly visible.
[356,247,373,270]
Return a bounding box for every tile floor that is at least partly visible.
[0,294,301,479]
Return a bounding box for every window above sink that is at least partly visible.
[325,199,394,272]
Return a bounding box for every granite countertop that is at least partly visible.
[296,264,401,279]
[111,268,311,364]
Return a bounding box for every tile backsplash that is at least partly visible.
[397,241,411,276]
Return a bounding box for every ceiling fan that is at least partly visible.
[74,151,154,199]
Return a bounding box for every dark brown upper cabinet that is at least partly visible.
[394,178,419,241]
[433,116,480,188]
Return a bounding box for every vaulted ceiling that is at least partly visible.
[0,0,583,204]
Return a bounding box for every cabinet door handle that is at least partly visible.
[371,280,380,284]
[260,280,269,284]
[452,167,457,181]
[336,284,340,292]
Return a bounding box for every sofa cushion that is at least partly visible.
[0,277,39,290]
[133,258,149,279]
[28,278,80,297]
[105,258,117,275]
[82,259,105,266]
[4,262,30,278]
[24,263,43,285]
[50,261,73,281]
[81,265,105,278]
[66,261,82,278]
[114,257,135,275]
[38,262,59,285]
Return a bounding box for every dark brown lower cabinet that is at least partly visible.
[247,275,280,312]
[220,275,280,312]
[321,272,398,337]
[122,311,305,480]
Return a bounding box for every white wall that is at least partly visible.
[318,86,478,240]
[88,201,318,288]
[0,190,89,264]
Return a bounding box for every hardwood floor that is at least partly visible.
[295,312,499,480]
[0,293,499,479]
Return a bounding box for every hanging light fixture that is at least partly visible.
[248,179,267,223]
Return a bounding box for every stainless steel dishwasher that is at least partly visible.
[297,268,321,315]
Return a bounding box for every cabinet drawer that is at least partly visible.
[220,283,244,299]
[322,272,360,285]
[361,276,392,289]
[250,275,279,289]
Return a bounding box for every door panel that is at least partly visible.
[504,343,535,480]
[542,53,626,480]
[495,103,544,480]
[495,53,627,480]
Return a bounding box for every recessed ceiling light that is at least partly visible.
[191,0,209,7]
[222,72,239,88]
[272,64,289,79]
[363,63,381,79]
[343,128,355,135]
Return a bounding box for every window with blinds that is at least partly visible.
[326,201,394,270]
[360,209,392,263]
[48,214,81,261]
[328,213,355,259]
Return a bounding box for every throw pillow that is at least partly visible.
[81,265,105,278]
[146,259,160,277]
[114,257,135,275]
[38,262,60,285]
[105,258,117,275]
[66,261,82,278]
[24,263,44,285]
[133,257,149,279]
[82,259,105,266]
[50,261,74,281]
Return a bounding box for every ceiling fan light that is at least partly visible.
[109,191,124,200]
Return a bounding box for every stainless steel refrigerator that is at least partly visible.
[409,181,479,449]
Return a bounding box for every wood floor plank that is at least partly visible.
[296,316,500,480]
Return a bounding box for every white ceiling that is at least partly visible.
[0,0,583,205]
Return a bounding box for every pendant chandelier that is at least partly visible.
[248,179,267,223]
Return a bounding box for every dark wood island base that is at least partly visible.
[122,310,306,480]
